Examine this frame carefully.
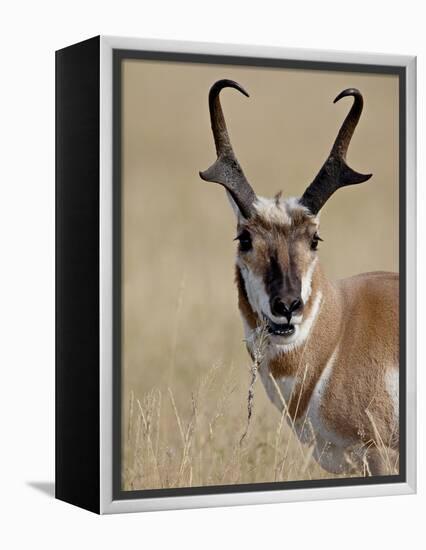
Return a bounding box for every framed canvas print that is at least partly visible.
[55,36,416,514]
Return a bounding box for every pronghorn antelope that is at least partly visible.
[200,80,399,476]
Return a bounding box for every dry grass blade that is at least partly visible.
[176,393,198,486]
[168,387,185,447]
[240,321,269,445]
[136,398,163,487]
[365,409,395,474]
[273,408,286,481]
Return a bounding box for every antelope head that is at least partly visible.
[200,80,372,344]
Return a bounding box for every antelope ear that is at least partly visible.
[226,190,245,221]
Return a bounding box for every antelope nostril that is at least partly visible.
[271,296,287,317]
[290,298,303,313]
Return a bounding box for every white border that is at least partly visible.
[99,36,416,514]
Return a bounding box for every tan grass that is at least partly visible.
[123,351,398,491]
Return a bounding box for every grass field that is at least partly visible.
[122,319,398,492]
[122,362,334,491]
[122,364,398,491]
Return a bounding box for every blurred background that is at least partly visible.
[121,59,399,489]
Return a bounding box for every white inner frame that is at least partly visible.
[99,35,417,514]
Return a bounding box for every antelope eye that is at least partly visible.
[235,230,252,252]
[311,233,323,251]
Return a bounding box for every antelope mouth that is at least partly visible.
[263,315,295,337]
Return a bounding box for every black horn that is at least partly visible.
[300,88,372,215]
[199,79,257,219]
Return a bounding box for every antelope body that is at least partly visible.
[200,80,399,475]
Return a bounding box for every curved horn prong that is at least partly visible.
[301,88,372,215]
[199,79,257,219]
